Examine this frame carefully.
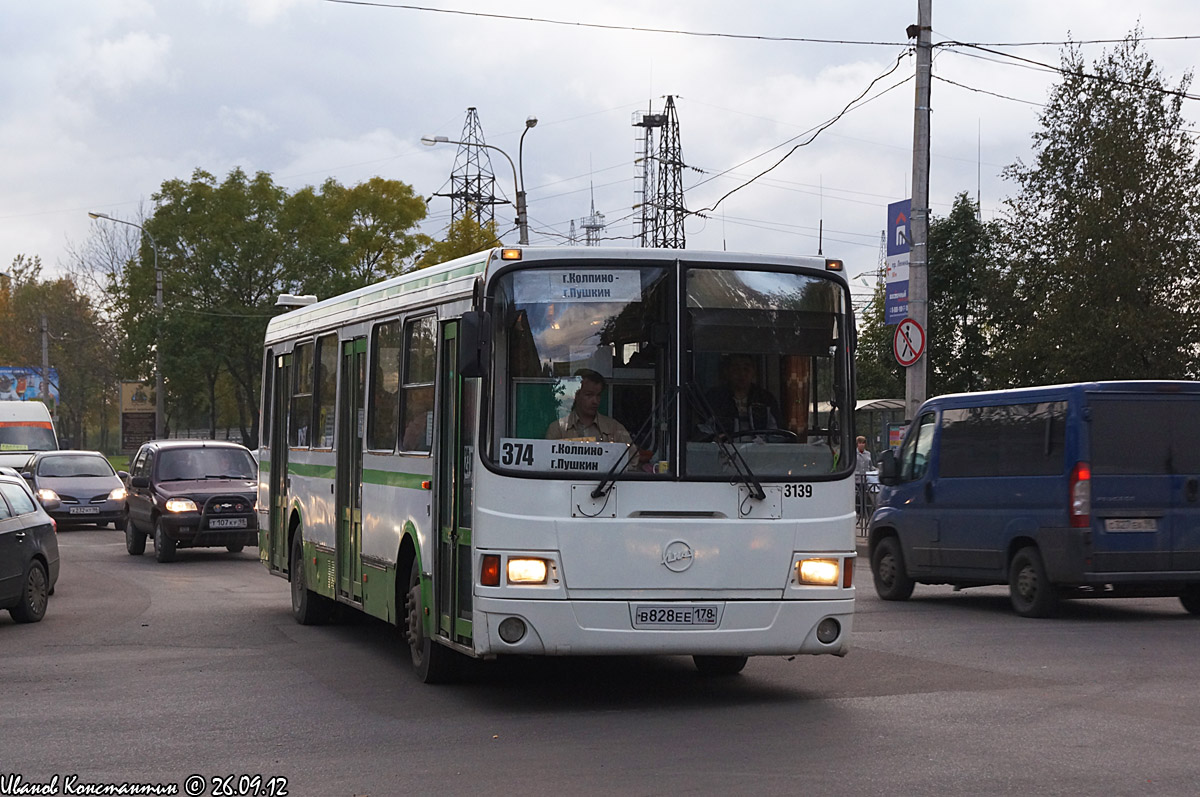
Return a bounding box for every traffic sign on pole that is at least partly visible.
[893,318,925,367]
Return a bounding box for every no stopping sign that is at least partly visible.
[893,318,925,366]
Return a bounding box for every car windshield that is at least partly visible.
[156,448,256,481]
[38,455,115,478]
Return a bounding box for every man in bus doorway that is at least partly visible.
[546,369,633,444]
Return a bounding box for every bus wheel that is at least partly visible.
[405,559,456,684]
[1180,586,1200,615]
[871,536,915,601]
[693,655,748,676]
[1009,546,1058,618]
[290,533,333,625]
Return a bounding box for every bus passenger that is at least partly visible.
[546,369,633,444]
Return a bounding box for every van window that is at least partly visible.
[940,401,1066,478]
[899,411,936,481]
[1090,398,1199,475]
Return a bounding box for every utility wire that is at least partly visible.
[689,51,913,217]
[322,0,907,46]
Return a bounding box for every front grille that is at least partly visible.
[204,495,253,514]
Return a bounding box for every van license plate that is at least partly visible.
[1104,518,1157,532]
[69,506,100,515]
[209,517,248,529]
[632,605,719,628]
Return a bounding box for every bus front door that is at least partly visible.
[435,321,477,648]
[268,353,291,574]
[336,338,366,603]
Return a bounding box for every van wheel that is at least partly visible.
[1009,546,1057,618]
[693,655,748,675]
[10,560,49,623]
[404,559,456,683]
[1180,586,1200,615]
[153,518,177,563]
[290,533,334,625]
[871,536,915,601]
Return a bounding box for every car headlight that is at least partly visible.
[164,497,198,513]
[108,486,127,501]
[37,488,60,504]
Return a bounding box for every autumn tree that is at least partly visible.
[416,212,502,269]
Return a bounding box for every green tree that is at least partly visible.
[416,212,502,269]
[996,31,1200,383]
[114,168,428,446]
[926,193,1001,394]
[854,275,903,400]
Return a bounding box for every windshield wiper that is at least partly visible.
[686,381,766,501]
[591,385,678,499]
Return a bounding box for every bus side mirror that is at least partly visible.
[458,311,492,378]
[878,449,899,485]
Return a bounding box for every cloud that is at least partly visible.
[77,30,173,97]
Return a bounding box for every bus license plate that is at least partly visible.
[209,517,248,529]
[1104,518,1157,532]
[69,506,100,515]
[633,605,719,628]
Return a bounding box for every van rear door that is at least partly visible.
[1087,394,1198,572]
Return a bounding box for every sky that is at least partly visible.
[3,0,1199,311]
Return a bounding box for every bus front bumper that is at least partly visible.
[473,596,853,658]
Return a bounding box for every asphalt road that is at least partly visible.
[3,526,1199,796]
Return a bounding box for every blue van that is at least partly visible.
[868,381,1200,617]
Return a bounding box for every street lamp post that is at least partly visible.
[88,211,165,439]
[422,115,537,245]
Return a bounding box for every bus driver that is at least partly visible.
[545,369,633,444]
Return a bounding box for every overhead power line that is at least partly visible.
[322,0,907,46]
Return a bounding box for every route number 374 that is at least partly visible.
[500,442,535,466]
[783,484,813,499]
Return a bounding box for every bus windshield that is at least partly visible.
[489,260,851,480]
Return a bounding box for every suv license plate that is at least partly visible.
[69,506,100,515]
[1104,518,1157,532]
[209,517,248,529]
[632,604,719,628]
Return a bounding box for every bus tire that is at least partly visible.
[290,533,333,625]
[1179,586,1200,615]
[1009,546,1057,618]
[125,519,147,556]
[154,518,177,563]
[693,655,748,676]
[871,536,915,601]
[405,558,456,684]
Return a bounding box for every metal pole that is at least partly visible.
[906,0,932,421]
[41,315,50,410]
[88,212,164,438]
[517,117,537,245]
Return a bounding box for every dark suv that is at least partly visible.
[124,440,258,563]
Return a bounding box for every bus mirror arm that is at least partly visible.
[458,311,493,378]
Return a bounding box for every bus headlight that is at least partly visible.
[507,558,549,585]
[165,497,198,513]
[797,558,840,586]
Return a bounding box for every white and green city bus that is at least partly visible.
[259,246,857,681]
